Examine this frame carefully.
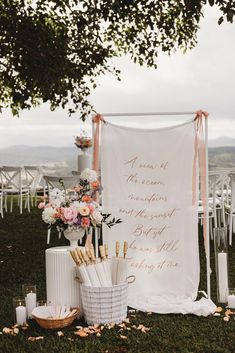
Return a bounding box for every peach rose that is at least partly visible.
[81,217,90,228]
[91,180,100,189]
[79,206,90,216]
[82,195,92,203]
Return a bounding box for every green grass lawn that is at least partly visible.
[0,205,235,353]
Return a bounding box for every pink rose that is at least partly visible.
[87,204,94,214]
[81,217,90,228]
[62,207,78,223]
[38,202,45,209]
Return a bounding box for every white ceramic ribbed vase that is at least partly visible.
[77,149,91,173]
[63,228,85,248]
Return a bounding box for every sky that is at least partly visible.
[0,5,235,148]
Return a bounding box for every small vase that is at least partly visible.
[77,149,91,173]
[64,227,85,248]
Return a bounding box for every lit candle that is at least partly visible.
[16,304,26,325]
[228,294,235,308]
[25,291,37,319]
[218,252,228,303]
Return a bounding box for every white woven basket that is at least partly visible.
[81,282,129,325]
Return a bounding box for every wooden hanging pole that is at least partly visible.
[100,111,195,117]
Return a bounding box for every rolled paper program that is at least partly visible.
[123,241,128,259]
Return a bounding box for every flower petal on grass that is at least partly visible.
[74,330,88,337]
[215,307,223,313]
[28,336,44,341]
[57,331,64,337]
[120,335,128,339]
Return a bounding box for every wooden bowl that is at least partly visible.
[32,306,79,330]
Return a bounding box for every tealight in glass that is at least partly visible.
[22,284,37,319]
[13,297,27,326]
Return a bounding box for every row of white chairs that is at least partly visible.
[0,167,83,217]
[0,166,44,217]
[198,169,235,244]
[0,168,101,249]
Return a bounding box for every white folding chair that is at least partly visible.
[225,172,235,245]
[24,166,44,206]
[43,175,80,243]
[71,171,80,176]
[1,166,30,214]
[0,190,3,218]
[43,175,79,197]
[0,168,3,218]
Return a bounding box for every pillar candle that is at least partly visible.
[25,292,37,319]
[16,305,26,325]
[218,252,228,303]
[228,294,235,308]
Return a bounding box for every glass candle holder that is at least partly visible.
[13,297,27,326]
[37,300,50,307]
[214,227,229,303]
[22,284,37,319]
[227,288,235,309]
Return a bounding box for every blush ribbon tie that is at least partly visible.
[92,114,105,172]
[192,110,209,246]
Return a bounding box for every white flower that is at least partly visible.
[42,207,57,224]
[71,201,84,211]
[49,188,65,207]
[80,168,98,182]
[91,210,103,226]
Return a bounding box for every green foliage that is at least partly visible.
[0,0,234,119]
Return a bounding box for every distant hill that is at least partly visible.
[0,145,76,165]
[0,145,83,174]
[0,144,235,173]
[209,146,235,169]
[209,136,235,148]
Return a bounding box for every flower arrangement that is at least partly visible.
[39,168,121,234]
[74,130,92,151]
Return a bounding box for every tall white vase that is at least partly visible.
[77,150,91,173]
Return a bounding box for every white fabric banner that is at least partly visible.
[101,119,208,314]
